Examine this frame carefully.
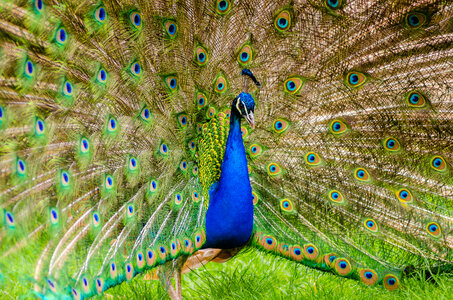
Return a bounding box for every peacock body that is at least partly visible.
[0,0,452,298]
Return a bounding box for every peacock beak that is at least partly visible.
[245,111,255,129]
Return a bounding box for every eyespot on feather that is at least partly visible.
[283,77,304,94]
[94,6,107,23]
[260,235,277,251]
[363,219,378,233]
[405,12,427,29]
[430,155,447,172]
[95,277,104,294]
[49,208,59,225]
[129,12,142,28]
[164,20,178,38]
[159,142,169,156]
[359,269,379,286]
[55,27,68,45]
[24,59,35,78]
[34,117,45,136]
[34,0,44,13]
[59,170,70,187]
[345,71,367,88]
[214,75,228,93]
[4,211,15,228]
[272,119,289,133]
[165,76,178,91]
[196,92,207,108]
[192,165,198,176]
[146,249,157,267]
[354,168,370,182]
[274,10,291,32]
[328,190,345,204]
[280,199,294,212]
[177,114,188,128]
[62,80,73,97]
[157,245,168,261]
[290,245,304,261]
[192,190,200,202]
[16,158,26,177]
[383,274,399,291]
[237,44,253,66]
[125,263,134,281]
[97,68,107,83]
[383,137,401,152]
[325,0,343,10]
[106,116,118,133]
[81,276,90,293]
[195,46,208,66]
[104,175,114,190]
[128,156,138,171]
[252,192,259,205]
[136,251,145,269]
[174,193,183,205]
[193,230,206,249]
[139,106,151,122]
[305,152,322,166]
[395,188,413,204]
[241,126,248,138]
[334,258,352,276]
[216,0,231,14]
[323,253,338,267]
[179,160,188,172]
[303,244,319,260]
[249,144,263,158]
[426,222,441,238]
[130,62,142,77]
[406,91,426,107]
[207,106,216,119]
[126,204,134,218]
[109,261,117,279]
[149,179,158,193]
[267,163,282,176]
[329,119,349,134]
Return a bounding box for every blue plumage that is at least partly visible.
[204,93,255,249]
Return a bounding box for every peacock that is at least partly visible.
[0,0,452,298]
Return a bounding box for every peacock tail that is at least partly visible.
[0,0,452,298]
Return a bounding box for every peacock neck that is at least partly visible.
[219,104,249,188]
[203,103,254,249]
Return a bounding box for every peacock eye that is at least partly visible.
[164,20,178,38]
[129,12,142,28]
[94,6,106,23]
[325,0,343,10]
[216,0,231,15]
[195,46,208,66]
[346,71,367,88]
[406,91,426,108]
[274,10,291,32]
[405,12,427,29]
[55,27,68,45]
[237,44,253,66]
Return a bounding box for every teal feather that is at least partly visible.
[0,0,452,299]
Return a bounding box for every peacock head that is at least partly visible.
[233,93,255,129]
[233,69,260,129]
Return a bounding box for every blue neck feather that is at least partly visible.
[203,101,254,249]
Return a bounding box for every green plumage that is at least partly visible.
[0,0,452,298]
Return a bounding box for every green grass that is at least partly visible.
[100,248,453,300]
[1,247,452,299]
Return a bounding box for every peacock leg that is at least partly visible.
[158,266,178,300]
[175,255,188,300]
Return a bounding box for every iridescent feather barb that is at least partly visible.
[0,0,452,299]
